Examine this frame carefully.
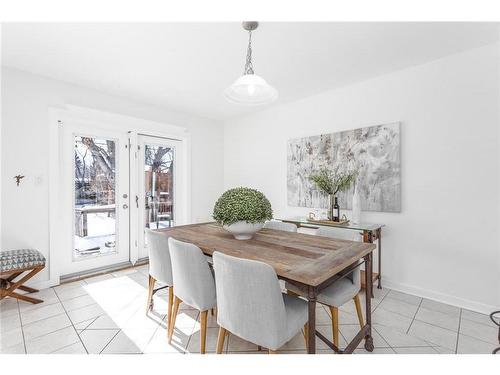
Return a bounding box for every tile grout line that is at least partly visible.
[15,299,27,354]
[370,288,390,314]
[372,325,394,351]
[98,329,122,354]
[49,340,84,354]
[141,311,167,353]
[457,331,499,346]
[183,311,200,354]
[78,316,99,332]
[53,286,90,354]
[376,300,462,336]
[411,317,461,334]
[405,297,423,335]
[454,308,462,354]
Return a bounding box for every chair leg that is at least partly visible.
[167,286,174,331]
[268,349,278,354]
[146,275,156,314]
[257,345,262,351]
[200,310,208,354]
[216,327,227,354]
[329,306,339,348]
[168,296,182,343]
[353,294,365,329]
[303,323,309,351]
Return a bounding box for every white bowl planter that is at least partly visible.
[223,221,264,240]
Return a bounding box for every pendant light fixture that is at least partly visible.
[224,21,278,105]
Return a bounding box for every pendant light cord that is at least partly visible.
[244,30,254,75]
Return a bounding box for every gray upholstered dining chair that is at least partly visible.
[145,229,174,330]
[263,220,298,233]
[212,251,308,354]
[167,237,217,354]
[287,226,364,349]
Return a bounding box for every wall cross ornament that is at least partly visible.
[14,175,25,186]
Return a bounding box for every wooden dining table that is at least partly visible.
[157,222,377,354]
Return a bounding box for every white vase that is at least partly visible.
[223,221,264,240]
[352,182,361,224]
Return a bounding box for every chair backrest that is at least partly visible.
[212,251,287,349]
[316,226,360,242]
[167,237,216,311]
[145,229,173,286]
[263,220,297,233]
[316,226,360,285]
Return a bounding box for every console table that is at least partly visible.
[278,217,384,292]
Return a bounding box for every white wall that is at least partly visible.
[224,44,500,314]
[1,67,224,286]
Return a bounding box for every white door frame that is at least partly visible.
[48,105,191,284]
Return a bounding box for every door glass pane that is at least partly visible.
[74,136,117,259]
[144,144,174,232]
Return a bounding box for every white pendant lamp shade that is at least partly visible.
[224,74,278,105]
[225,21,278,105]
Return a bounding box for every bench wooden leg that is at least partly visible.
[0,266,44,303]
[6,272,23,282]
[6,291,43,304]
[18,285,39,293]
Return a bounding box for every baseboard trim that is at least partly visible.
[60,261,135,283]
[382,278,498,315]
[30,278,60,291]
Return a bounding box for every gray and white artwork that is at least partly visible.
[287,122,401,212]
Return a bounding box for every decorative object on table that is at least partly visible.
[333,196,340,221]
[213,187,273,240]
[224,22,278,105]
[307,217,350,226]
[351,179,362,224]
[287,122,401,212]
[14,175,25,186]
[308,166,357,222]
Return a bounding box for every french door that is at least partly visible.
[58,119,187,277]
[59,120,130,277]
[135,134,185,261]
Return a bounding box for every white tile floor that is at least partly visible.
[1,264,498,354]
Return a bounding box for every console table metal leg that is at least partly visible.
[363,252,374,352]
[377,228,382,289]
[363,230,375,297]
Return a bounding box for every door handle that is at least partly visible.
[136,195,139,208]
[123,204,129,209]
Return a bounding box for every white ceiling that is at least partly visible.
[2,22,498,120]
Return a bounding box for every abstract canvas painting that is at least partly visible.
[287,122,401,212]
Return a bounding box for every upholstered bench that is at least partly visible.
[0,249,46,304]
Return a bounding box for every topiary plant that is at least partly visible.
[213,187,273,226]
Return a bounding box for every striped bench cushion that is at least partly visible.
[0,249,46,273]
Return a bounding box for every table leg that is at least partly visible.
[377,228,382,289]
[364,253,374,352]
[307,287,317,354]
